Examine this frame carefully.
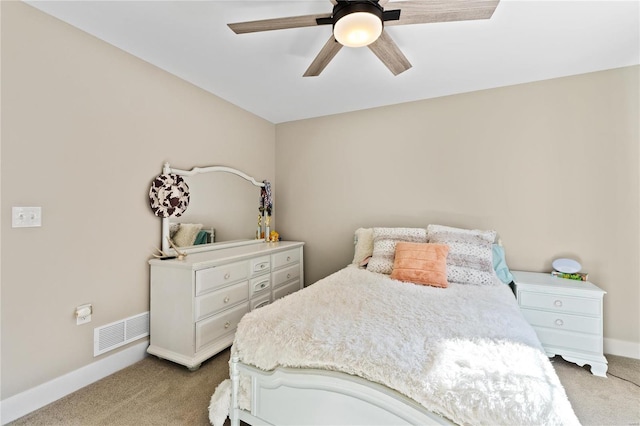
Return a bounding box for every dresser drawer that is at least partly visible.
[195,302,249,352]
[251,256,271,276]
[250,275,271,297]
[272,264,300,288]
[520,308,600,335]
[251,293,270,311]
[273,279,300,301]
[273,248,300,269]
[195,261,249,295]
[519,291,600,316]
[533,326,603,354]
[195,280,248,321]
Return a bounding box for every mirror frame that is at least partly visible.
[160,162,267,255]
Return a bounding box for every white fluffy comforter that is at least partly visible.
[227,266,579,425]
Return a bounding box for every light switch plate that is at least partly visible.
[12,207,42,228]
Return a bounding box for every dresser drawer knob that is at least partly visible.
[555,319,564,326]
[224,321,231,329]
[260,264,266,269]
[554,300,563,307]
[224,296,230,304]
[224,273,231,280]
[287,273,291,279]
[286,256,291,262]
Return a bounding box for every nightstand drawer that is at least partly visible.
[521,308,600,334]
[533,326,603,354]
[519,291,600,316]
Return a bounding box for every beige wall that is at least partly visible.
[275,66,640,346]
[1,2,275,399]
[2,0,639,405]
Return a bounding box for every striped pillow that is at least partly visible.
[426,224,496,285]
[367,227,427,274]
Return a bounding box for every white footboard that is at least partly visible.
[230,355,454,426]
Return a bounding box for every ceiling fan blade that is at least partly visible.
[332,0,388,3]
[385,0,500,26]
[228,13,331,34]
[303,36,344,77]
[368,29,412,76]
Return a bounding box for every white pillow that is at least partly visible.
[426,224,496,285]
[172,223,203,247]
[352,228,374,266]
[367,227,427,274]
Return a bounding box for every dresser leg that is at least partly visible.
[188,363,201,372]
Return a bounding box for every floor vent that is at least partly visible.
[94,311,149,356]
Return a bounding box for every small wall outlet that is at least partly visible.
[75,304,92,325]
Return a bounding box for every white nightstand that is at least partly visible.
[512,270,608,377]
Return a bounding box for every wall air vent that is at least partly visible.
[94,311,149,356]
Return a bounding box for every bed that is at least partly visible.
[209,226,579,426]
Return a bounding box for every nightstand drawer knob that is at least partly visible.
[224,296,230,304]
[555,319,564,326]
[286,256,291,262]
[554,300,563,307]
[224,321,231,329]
[224,272,231,280]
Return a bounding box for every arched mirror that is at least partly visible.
[154,163,270,255]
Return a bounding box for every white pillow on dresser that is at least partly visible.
[367,227,427,274]
[172,223,203,247]
[426,224,496,285]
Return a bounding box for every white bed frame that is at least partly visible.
[229,355,455,426]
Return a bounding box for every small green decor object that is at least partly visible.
[551,271,588,281]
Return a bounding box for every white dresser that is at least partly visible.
[148,241,304,370]
[512,270,607,377]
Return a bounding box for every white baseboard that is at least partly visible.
[604,337,640,360]
[0,340,148,425]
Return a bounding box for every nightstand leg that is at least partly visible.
[589,361,608,377]
[561,354,608,377]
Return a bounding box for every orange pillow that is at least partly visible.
[390,242,449,288]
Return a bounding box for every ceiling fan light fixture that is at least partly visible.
[333,4,383,48]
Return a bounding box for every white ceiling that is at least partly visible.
[25,0,640,124]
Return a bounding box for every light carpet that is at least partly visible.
[9,350,640,426]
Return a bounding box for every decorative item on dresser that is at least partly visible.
[512,270,608,377]
[148,241,304,370]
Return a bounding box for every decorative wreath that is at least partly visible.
[149,173,190,218]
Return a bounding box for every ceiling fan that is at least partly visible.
[228,0,500,77]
